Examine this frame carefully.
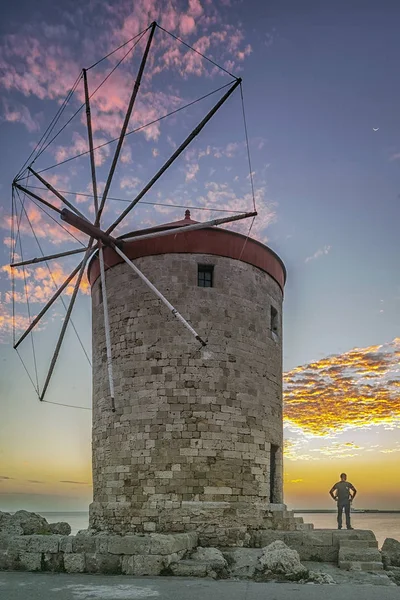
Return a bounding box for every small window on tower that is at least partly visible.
[198,264,214,287]
[271,306,278,337]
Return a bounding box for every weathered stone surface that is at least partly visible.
[332,529,376,546]
[64,553,85,573]
[59,536,73,553]
[307,571,336,584]
[48,522,71,535]
[72,531,96,553]
[191,547,227,573]
[252,530,284,548]
[170,560,209,577]
[382,538,400,568]
[223,548,262,578]
[108,533,197,556]
[27,535,60,553]
[259,540,307,579]
[85,553,121,574]
[18,552,42,571]
[42,552,64,572]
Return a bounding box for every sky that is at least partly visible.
[0,0,399,513]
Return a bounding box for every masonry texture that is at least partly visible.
[89,223,286,538]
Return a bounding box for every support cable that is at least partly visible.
[15,72,82,180]
[86,25,150,70]
[15,189,40,395]
[23,187,245,213]
[31,82,232,174]
[240,82,257,213]
[16,189,91,366]
[156,24,238,80]
[29,29,149,168]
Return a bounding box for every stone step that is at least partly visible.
[338,560,384,572]
[339,539,379,549]
[338,546,383,572]
[294,523,314,531]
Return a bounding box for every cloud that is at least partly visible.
[283,338,400,437]
[1,100,40,132]
[120,175,142,190]
[0,476,14,480]
[185,161,199,181]
[59,480,88,485]
[305,245,331,263]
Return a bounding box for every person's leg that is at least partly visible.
[345,503,352,529]
[337,502,343,529]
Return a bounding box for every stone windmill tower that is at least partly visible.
[9,21,297,546]
[87,210,287,545]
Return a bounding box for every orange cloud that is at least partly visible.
[283,339,400,436]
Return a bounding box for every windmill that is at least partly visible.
[9,21,257,411]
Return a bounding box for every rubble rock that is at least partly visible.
[382,538,400,568]
[259,540,308,580]
[48,522,71,536]
[191,547,227,571]
[307,571,336,584]
[0,510,54,535]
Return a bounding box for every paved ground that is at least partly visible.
[0,572,399,600]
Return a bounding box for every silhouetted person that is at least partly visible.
[329,473,357,530]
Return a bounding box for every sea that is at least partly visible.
[39,511,400,549]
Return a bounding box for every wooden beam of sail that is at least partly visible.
[10,246,88,268]
[106,77,242,236]
[39,241,96,401]
[95,22,157,227]
[98,245,116,411]
[121,211,258,243]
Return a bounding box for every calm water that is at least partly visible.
[40,511,400,548]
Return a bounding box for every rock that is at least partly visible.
[48,522,71,535]
[64,553,85,573]
[382,538,400,568]
[259,540,308,580]
[223,548,262,579]
[170,560,208,577]
[12,510,50,535]
[0,510,51,535]
[307,571,336,584]
[18,552,42,571]
[191,547,227,571]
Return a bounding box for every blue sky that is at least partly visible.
[0,0,399,511]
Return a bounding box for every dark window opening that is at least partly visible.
[198,264,214,287]
[97,282,103,306]
[270,444,279,503]
[270,305,278,335]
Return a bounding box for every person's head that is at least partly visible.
[340,473,347,481]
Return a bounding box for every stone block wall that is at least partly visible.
[0,532,197,575]
[90,253,284,534]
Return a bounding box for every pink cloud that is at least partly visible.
[180,15,196,36]
[2,100,39,132]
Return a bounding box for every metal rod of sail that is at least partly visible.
[10,246,88,268]
[28,167,87,219]
[13,183,63,215]
[112,244,206,346]
[83,68,99,216]
[99,246,116,411]
[107,77,242,235]
[96,21,157,226]
[84,68,115,411]
[40,242,95,400]
[121,211,257,243]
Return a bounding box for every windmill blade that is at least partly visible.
[95,21,157,226]
[98,246,116,411]
[121,211,258,243]
[10,246,88,268]
[112,244,206,346]
[106,77,242,236]
[39,241,95,400]
[14,249,95,349]
[28,167,87,219]
[83,68,99,216]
